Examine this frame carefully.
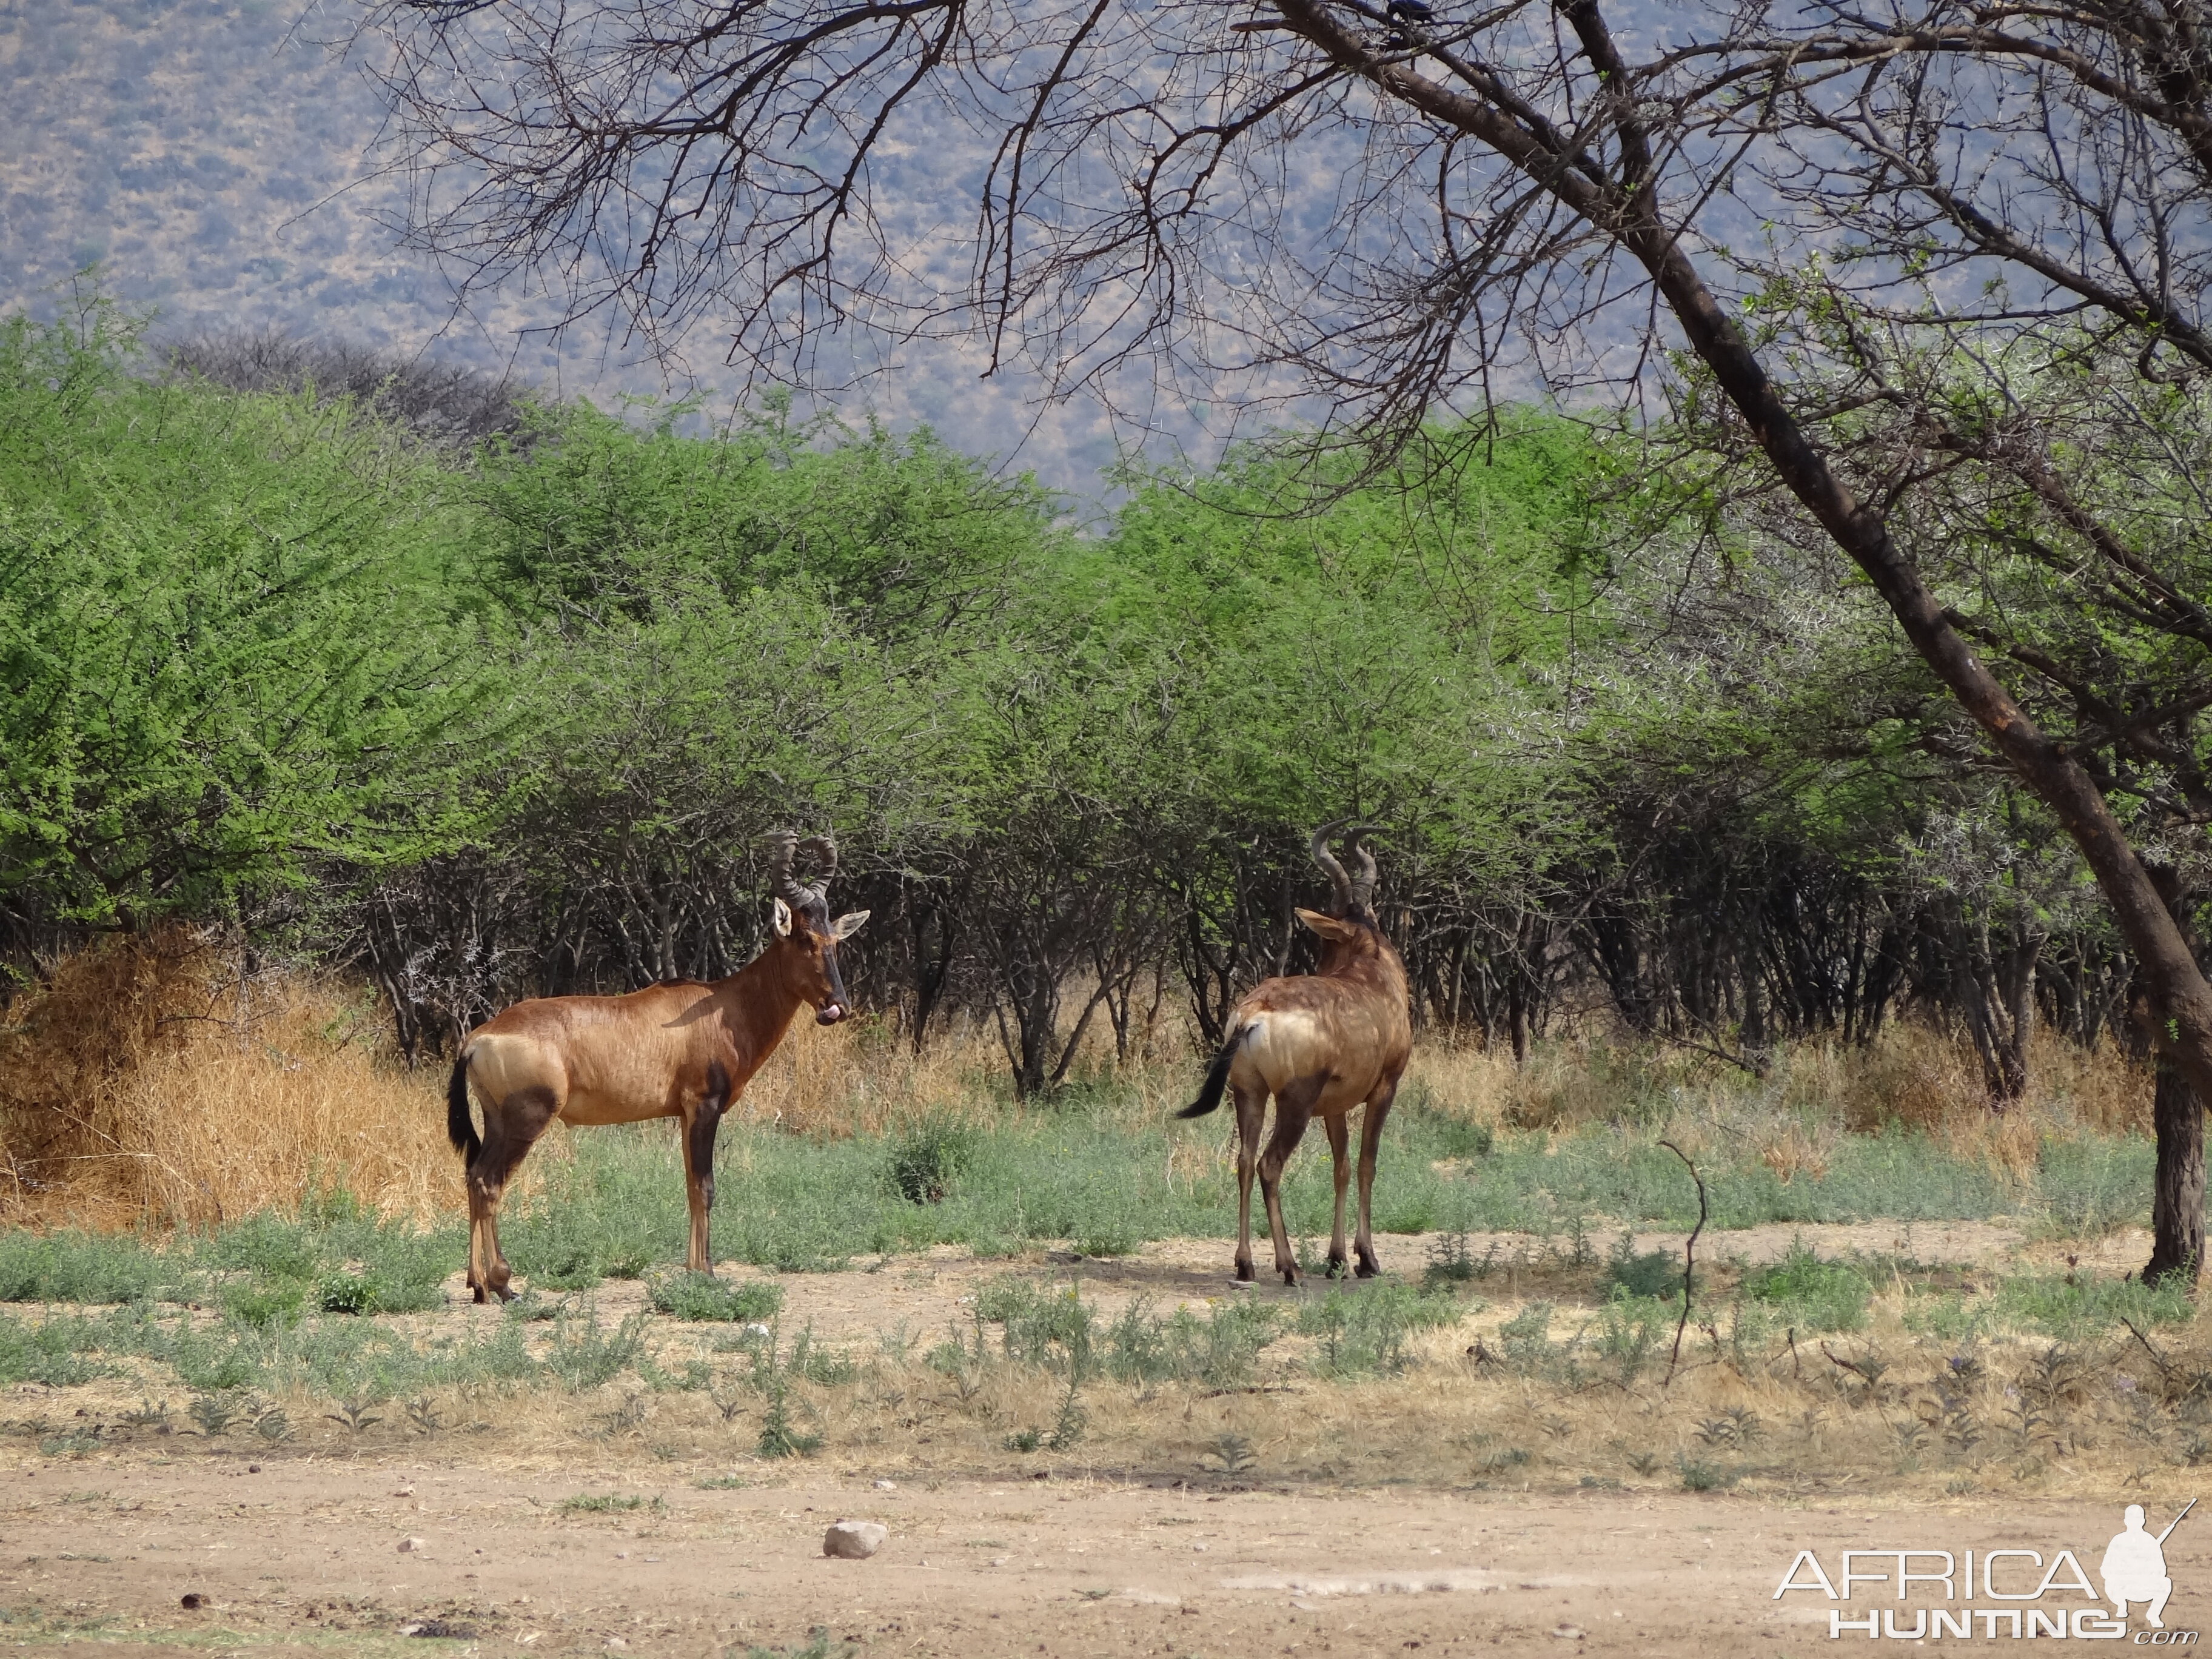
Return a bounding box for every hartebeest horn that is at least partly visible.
[797,833,838,902]
[1346,825,1383,914]
[766,830,806,905]
[1309,817,1356,914]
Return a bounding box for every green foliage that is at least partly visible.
[557,1492,661,1515]
[0,1232,179,1305]
[886,1118,970,1205]
[1603,1235,1680,1301]
[648,1273,786,1324]
[543,1307,649,1393]
[1296,1284,1463,1379]
[0,1314,109,1386]
[1743,1243,1874,1333]
[0,309,502,922]
[1992,1272,2194,1342]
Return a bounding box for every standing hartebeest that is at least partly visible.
[1179,820,1412,1284]
[446,833,868,1302]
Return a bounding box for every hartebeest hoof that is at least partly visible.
[1324,1254,1350,1279]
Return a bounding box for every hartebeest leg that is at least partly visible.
[1231,1080,1267,1282]
[681,1063,732,1273]
[1323,1111,1353,1277]
[1259,1076,1325,1285]
[468,1084,559,1304]
[1353,1073,1403,1278]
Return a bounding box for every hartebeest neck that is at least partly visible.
[1319,932,1410,1000]
[705,943,816,1080]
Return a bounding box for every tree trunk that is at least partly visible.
[2147,1057,2205,1286]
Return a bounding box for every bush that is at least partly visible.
[1603,1235,1680,1300]
[0,1313,109,1386]
[1994,1271,2193,1341]
[1297,1284,1461,1379]
[648,1273,785,1324]
[1743,1242,1871,1333]
[543,1307,649,1392]
[0,1232,178,1305]
[886,1119,970,1205]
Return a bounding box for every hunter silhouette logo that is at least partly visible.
[1774,1499,2198,1640]
[2105,1500,2193,1630]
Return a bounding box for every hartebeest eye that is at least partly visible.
[832,910,870,940]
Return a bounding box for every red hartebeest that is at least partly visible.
[1179,821,1411,1284]
[446,833,868,1302]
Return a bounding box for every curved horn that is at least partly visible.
[1346,824,1384,913]
[1309,817,1355,913]
[797,831,839,902]
[765,830,805,904]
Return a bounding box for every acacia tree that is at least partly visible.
[354,0,2212,1278]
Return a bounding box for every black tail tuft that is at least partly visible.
[1177,1032,1244,1119]
[447,1050,481,1164]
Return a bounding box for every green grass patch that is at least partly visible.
[1992,1271,2194,1341]
[1742,1242,1872,1333]
[647,1273,786,1323]
[1296,1283,1464,1378]
[557,1492,663,1515]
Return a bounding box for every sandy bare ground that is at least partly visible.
[0,1452,2199,1657]
[0,1223,2188,1655]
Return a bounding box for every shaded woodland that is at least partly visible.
[0,311,2171,1113]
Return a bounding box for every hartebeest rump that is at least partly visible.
[1179,820,1411,1284]
[446,833,868,1302]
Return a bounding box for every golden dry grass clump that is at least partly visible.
[0,925,2159,1232]
[0,929,451,1228]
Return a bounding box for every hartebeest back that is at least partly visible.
[1179,820,1411,1284]
[446,832,868,1302]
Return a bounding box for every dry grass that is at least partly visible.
[0,933,2158,1232]
[0,930,451,1228]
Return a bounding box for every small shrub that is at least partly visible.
[1603,1234,1680,1301]
[1422,1232,1492,1289]
[1994,1271,2193,1341]
[1678,1457,1735,1492]
[0,1314,107,1387]
[1743,1242,1871,1333]
[558,1492,660,1515]
[886,1119,970,1205]
[1298,1284,1460,1379]
[649,1273,786,1324]
[544,1307,649,1393]
[757,1392,822,1458]
[221,1278,307,1330]
[0,1232,176,1305]
[1496,1301,1565,1375]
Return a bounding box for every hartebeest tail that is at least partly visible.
[447,1053,481,1162]
[1178,1029,1250,1121]
[1179,819,1411,1285]
[447,831,868,1302]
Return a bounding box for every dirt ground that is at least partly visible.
[0,1453,2197,1657]
[0,1223,2191,1657]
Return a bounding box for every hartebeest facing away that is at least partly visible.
[446,833,868,1302]
[1179,820,1412,1285]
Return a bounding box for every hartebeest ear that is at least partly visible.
[772,897,794,937]
[1295,907,1360,943]
[832,910,871,940]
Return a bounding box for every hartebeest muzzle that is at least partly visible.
[816,936,858,1022]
